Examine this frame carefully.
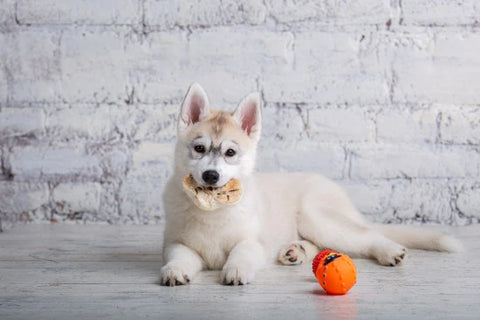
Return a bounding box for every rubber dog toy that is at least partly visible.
[312,249,357,295]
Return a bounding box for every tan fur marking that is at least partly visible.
[206,111,231,136]
[186,109,252,150]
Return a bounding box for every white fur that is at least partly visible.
[160,83,462,286]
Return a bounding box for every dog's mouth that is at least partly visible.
[191,174,230,190]
[194,185,217,193]
[182,174,243,211]
[196,183,221,190]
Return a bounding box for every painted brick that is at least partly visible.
[2,1,480,228]
[188,28,292,75]
[45,105,118,140]
[343,179,454,224]
[0,0,14,26]
[53,183,119,224]
[131,28,289,104]
[391,32,480,104]
[0,182,49,214]
[123,104,178,142]
[96,183,119,223]
[0,108,45,139]
[10,146,102,181]
[0,147,4,178]
[0,32,7,105]
[144,0,266,29]
[44,103,178,142]
[16,0,141,25]
[257,142,346,180]
[388,179,453,223]
[350,144,479,180]
[402,0,479,26]
[456,184,480,221]
[52,182,101,213]
[261,104,306,143]
[340,180,392,218]
[119,142,173,223]
[440,106,480,145]
[60,28,130,103]
[87,144,130,180]
[376,106,438,144]
[119,175,167,224]
[266,0,391,25]
[264,31,387,104]
[4,29,61,103]
[307,106,374,142]
[126,31,187,103]
[129,142,174,176]
[0,58,6,107]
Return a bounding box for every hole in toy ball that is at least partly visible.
[324,254,341,265]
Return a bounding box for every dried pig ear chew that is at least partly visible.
[182,174,243,211]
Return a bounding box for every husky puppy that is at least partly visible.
[160,83,461,286]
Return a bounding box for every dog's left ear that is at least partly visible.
[178,82,210,133]
[233,92,262,142]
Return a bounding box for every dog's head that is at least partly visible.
[174,83,262,188]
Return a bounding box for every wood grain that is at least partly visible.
[1,224,479,319]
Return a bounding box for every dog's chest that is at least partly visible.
[179,213,256,270]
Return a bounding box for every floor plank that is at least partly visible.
[1,224,479,319]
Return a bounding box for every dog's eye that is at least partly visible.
[194,145,206,153]
[225,149,236,157]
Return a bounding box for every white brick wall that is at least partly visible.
[376,106,438,144]
[16,0,141,25]
[401,0,480,26]
[0,108,45,138]
[52,182,101,214]
[1,0,479,230]
[10,146,103,181]
[391,32,480,104]
[349,145,480,180]
[265,0,392,25]
[144,0,266,29]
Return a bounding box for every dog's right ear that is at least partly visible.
[178,83,210,132]
[233,92,262,143]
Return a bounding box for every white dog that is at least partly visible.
[160,83,461,286]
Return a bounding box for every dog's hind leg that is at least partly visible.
[297,205,407,266]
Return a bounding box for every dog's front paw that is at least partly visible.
[221,265,254,286]
[376,244,407,267]
[160,264,191,286]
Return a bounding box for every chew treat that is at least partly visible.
[182,174,242,211]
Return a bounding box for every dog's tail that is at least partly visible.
[373,224,464,252]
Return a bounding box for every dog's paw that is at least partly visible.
[160,264,191,286]
[221,265,254,286]
[376,244,407,267]
[278,242,307,265]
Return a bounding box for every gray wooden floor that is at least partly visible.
[1,224,479,320]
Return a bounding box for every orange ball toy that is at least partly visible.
[312,250,357,295]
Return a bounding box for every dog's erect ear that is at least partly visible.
[233,92,262,142]
[178,83,210,132]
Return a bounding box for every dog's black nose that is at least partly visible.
[202,170,219,185]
